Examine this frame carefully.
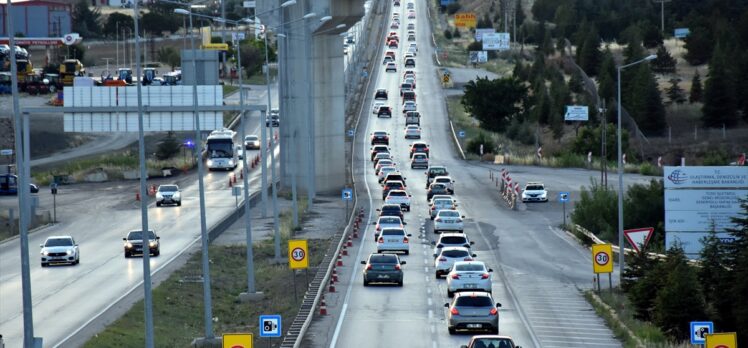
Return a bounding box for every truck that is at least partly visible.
[59,59,85,86]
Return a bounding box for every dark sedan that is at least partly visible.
[361,253,406,286]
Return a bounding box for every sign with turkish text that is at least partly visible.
[454,13,477,28]
[564,105,589,121]
[474,28,496,41]
[482,33,510,51]
[469,51,488,63]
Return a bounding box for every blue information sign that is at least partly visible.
[559,192,570,202]
[347,129,355,137]
[689,321,713,344]
[674,28,690,39]
[342,188,353,201]
[458,130,465,138]
[260,314,282,338]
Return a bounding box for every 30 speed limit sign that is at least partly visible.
[591,244,613,274]
[288,240,309,269]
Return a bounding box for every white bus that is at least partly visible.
[206,129,238,170]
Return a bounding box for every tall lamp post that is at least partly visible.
[616,54,656,283]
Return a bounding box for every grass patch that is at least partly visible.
[584,290,687,348]
[222,84,239,96]
[85,195,326,347]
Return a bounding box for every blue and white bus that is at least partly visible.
[206,129,238,171]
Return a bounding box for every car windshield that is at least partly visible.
[382,229,404,236]
[442,249,469,257]
[430,168,447,175]
[436,178,450,183]
[380,217,400,224]
[472,338,514,348]
[435,199,452,205]
[455,264,485,272]
[440,236,467,244]
[245,136,258,141]
[431,184,447,190]
[455,296,493,307]
[45,238,73,247]
[370,254,398,264]
[128,231,156,240]
[526,185,545,191]
[159,185,178,192]
[439,211,459,217]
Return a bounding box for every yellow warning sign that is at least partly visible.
[223,333,253,348]
[592,244,613,274]
[454,12,477,28]
[203,43,229,50]
[288,239,309,269]
[705,332,737,348]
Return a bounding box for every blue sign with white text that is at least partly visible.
[458,130,465,138]
[674,28,690,39]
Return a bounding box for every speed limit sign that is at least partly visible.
[591,244,613,274]
[288,239,309,269]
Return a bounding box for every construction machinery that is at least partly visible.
[59,59,85,86]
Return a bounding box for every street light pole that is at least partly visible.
[616,54,656,284]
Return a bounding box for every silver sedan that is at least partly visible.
[434,209,465,233]
[445,291,501,335]
[446,261,493,297]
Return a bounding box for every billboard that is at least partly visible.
[474,28,496,42]
[454,13,477,28]
[664,166,748,257]
[482,32,510,51]
[469,51,488,63]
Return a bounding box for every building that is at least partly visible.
[0,0,72,38]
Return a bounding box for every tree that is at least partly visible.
[530,85,551,125]
[553,4,577,40]
[684,27,713,66]
[142,12,180,35]
[72,0,101,38]
[640,21,663,48]
[157,47,181,69]
[514,0,526,27]
[444,29,453,39]
[666,78,687,105]
[571,123,628,161]
[651,45,676,74]
[103,13,133,39]
[702,43,738,127]
[549,77,571,139]
[156,132,181,160]
[726,198,748,345]
[624,180,665,248]
[577,27,602,76]
[622,37,645,65]
[690,70,703,103]
[628,65,667,135]
[622,247,657,293]
[461,76,528,133]
[699,228,735,330]
[466,132,497,155]
[653,246,706,341]
[568,71,584,94]
[597,48,616,102]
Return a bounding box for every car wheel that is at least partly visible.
[363,279,369,286]
[404,250,409,255]
[156,202,161,207]
[41,262,48,267]
[177,201,182,206]
[491,327,499,335]
[448,327,456,335]
[75,257,80,265]
[435,272,440,279]
[397,280,403,287]
[406,206,411,212]
[447,290,453,297]
[154,249,160,257]
[125,251,131,258]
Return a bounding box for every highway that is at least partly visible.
[0,89,278,347]
[323,0,645,347]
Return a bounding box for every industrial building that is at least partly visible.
[0,0,72,38]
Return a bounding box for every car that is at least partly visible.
[429,195,455,206]
[407,34,416,42]
[40,236,79,267]
[407,45,417,56]
[375,159,396,174]
[377,105,393,118]
[409,43,418,52]
[372,101,385,114]
[376,228,411,254]
[393,0,400,6]
[400,83,414,95]
[404,125,421,139]
[385,190,412,211]
[402,101,417,112]
[407,23,415,30]
[427,183,451,201]
[383,55,395,65]
[405,57,416,68]
[0,174,40,195]
[370,144,390,161]
[378,166,399,183]
[361,253,406,286]
[432,175,455,193]
[407,30,416,37]
[373,152,392,168]
[432,232,473,257]
[411,152,429,169]
[409,142,429,158]
[447,261,493,297]
[429,197,458,219]
[434,246,476,278]
[407,10,416,19]
[123,229,161,258]
[406,2,414,9]
[385,61,397,71]
[388,40,398,49]
[445,292,501,334]
[235,145,244,160]
[244,135,260,150]
[426,165,449,186]
[390,21,399,29]
[403,69,416,79]
[371,131,390,145]
[460,336,521,348]
[265,113,280,127]
[155,184,181,207]
[405,111,421,126]
[374,88,388,100]
[383,172,407,185]
[382,180,406,200]
[403,76,416,88]
[434,209,465,233]
[377,203,405,222]
[374,216,405,241]
[402,90,416,103]
[522,182,548,202]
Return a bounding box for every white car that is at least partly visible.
[377,228,412,254]
[410,152,429,169]
[374,216,405,241]
[385,189,412,211]
[446,261,493,297]
[409,43,417,52]
[434,246,476,278]
[403,76,416,88]
[404,125,421,139]
[403,101,417,113]
[434,209,465,233]
[235,145,244,160]
[40,235,80,267]
[521,182,548,202]
[407,23,415,30]
[156,184,181,207]
[429,197,457,219]
[386,62,397,72]
[432,176,455,194]
[432,233,474,258]
[244,134,260,149]
[378,165,398,183]
[372,101,385,114]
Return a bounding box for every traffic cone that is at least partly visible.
[359,208,364,217]
[319,296,328,315]
[136,191,141,201]
[353,226,359,239]
[347,235,353,247]
[332,268,339,283]
[232,173,237,184]
[342,244,348,256]
[328,280,336,292]
[336,252,343,266]
[240,169,244,179]
[229,177,233,187]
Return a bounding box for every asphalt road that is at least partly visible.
[317,1,653,347]
[0,88,279,347]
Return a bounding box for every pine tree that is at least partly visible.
[623,37,645,65]
[699,228,735,330]
[514,0,525,27]
[702,43,738,127]
[531,87,551,125]
[622,244,657,293]
[653,251,706,341]
[577,27,602,76]
[732,251,748,347]
[549,77,571,139]
[628,257,668,321]
[666,78,687,105]
[690,71,703,103]
[568,71,584,94]
[651,45,677,74]
[629,65,667,136]
[540,30,554,56]
[597,49,616,102]
[725,197,748,267]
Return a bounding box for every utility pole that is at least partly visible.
[600,100,607,187]
[652,0,671,34]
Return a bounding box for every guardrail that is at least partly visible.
[448,120,465,160]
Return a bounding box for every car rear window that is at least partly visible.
[439,211,459,217]
[370,255,398,264]
[380,217,400,224]
[442,249,469,257]
[455,296,493,307]
[455,264,485,271]
[374,131,387,136]
[389,191,406,197]
[382,229,405,236]
[440,236,467,244]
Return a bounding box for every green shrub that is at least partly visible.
[155,132,181,160]
[638,162,660,176]
[466,132,496,155]
[444,29,453,39]
[570,180,618,242]
[453,28,461,38]
[446,2,461,14]
[702,147,729,165]
[555,151,587,168]
[505,119,535,145]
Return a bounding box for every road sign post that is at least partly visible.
[342,188,353,221]
[624,227,655,253]
[592,244,613,292]
[690,321,714,345]
[288,239,308,303]
[223,333,253,348]
[559,192,570,226]
[705,332,737,348]
[50,183,58,223]
[259,314,281,347]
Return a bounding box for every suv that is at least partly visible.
[432,176,455,194]
[409,142,429,158]
[123,230,161,258]
[522,182,548,202]
[378,203,405,222]
[429,197,458,219]
[385,190,412,211]
[411,153,429,169]
[432,232,474,257]
[445,292,501,335]
[405,57,416,67]
[155,184,181,207]
[382,180,406,200]
[402,90,416,103]
[426,166,449,187]
[266,109,280,127]
[374,88,388,100]
[383,172,407,185]
[400,83,414,96]
[371,131,390,145]
[377,105,393,118]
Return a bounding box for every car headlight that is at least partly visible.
[42,250,49,256]
[540,192,547,197]
[173,192,181,198]
[207,159,213,166]
[156,193,163,199]
[149,241,158,247]
[66,249,74,255]
[254,141,260,146]
[125,242,133,248]
[521,192,528,198]
[229,160,235,166]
